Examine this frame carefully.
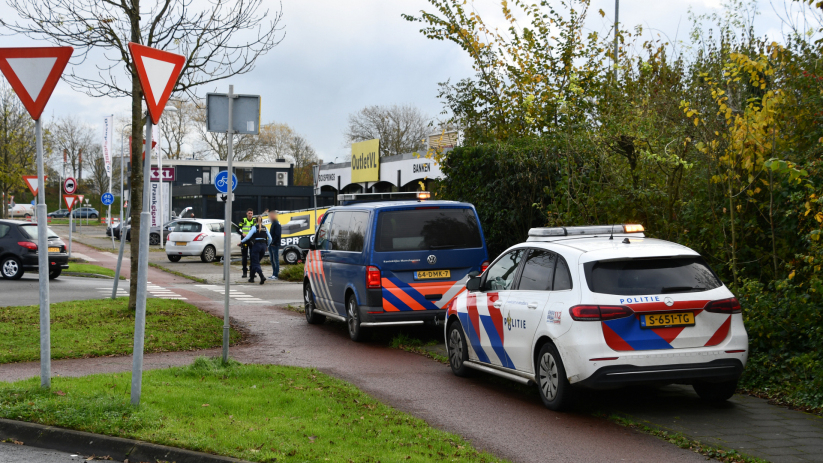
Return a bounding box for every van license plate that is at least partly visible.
[48,247,60,253]
[175,242,187,246]
[415,270,450,280]
[641,312,695,328]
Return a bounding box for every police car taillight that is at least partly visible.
[193,233,207,241]
[367,266,381,289]
[481,260,490,273]
[704,297,741,314]
[569,305,634,321]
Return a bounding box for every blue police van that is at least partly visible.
[300,192,490,341]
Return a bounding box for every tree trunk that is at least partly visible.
[127,4,143,312]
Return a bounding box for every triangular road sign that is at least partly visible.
[128,43,185,124]
[63,195,77,212]
[0,47,73,120]
[76,194,85,205]
[22,175,46,196]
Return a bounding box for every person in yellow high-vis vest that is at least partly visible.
[239,208,256,278]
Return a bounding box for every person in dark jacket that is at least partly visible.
[239,216,271,284]
[268,210,282,280]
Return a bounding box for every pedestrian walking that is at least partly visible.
[239,208,255,278]
[268,210,282,280]
[238,216,271,284]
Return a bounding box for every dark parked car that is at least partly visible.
[0,219,69,280]
[113,217,131,240]
[125,219,178,245]
[71,207,99,219]
[47,209,70,218]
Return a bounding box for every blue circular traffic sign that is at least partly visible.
[214,170,238,194]
[101,192,114,206]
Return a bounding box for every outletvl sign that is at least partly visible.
[351,139,379,183]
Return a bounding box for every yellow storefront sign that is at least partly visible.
[351,139,380,183]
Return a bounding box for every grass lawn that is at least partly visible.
[65,262,123,279]
[0,358,501,462]
[0,299,240,364]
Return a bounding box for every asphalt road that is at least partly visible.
[0,442,86,462]
[0,275,127,306]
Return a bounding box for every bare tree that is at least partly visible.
[0,79,36,218]
[258,122,295,162]
[191,102,286,161]
[288,134,318,186]
[2,0,285,310]
[50,115,94,182]
[160,99,198,160]
[86,144,111,196]
[345,104,430,157]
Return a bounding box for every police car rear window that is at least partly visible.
[583,257,722,296]
[375,208,482,252]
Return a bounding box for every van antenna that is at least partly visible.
[609,224,614,240]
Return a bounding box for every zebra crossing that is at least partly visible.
[97,281,185,300]
[194,284,268,304]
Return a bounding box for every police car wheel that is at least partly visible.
[304,283,325,324]
[693,379,738,402]
[200,245,217,263]
[536,343,574,411]
[447,321,472,377]
[284,249,299,265]
[346,295,368,342]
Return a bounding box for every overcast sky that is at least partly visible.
[0,0,817,163]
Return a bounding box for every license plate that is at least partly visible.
[48,247,60,253]
[641,312,695,328]
[175,241,187,246]
[414,270,450,280]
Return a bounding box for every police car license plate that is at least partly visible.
[175,241,187,246]
[414,270,450,280]
[48,247,59,253]
[641,312,695,328]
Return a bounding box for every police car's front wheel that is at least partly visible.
[447,321,472,377]
[304,283,325,325]
[536,343,574,411]
[346,295,368,342]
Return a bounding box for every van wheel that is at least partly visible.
[200,245,216,263]
[346,295,368,342]
[305,283,325,324]
[693,380,738,402]
[447,320,472,377]
[284,249,299,265]
[1,257,24,280]
[536,342,575,411]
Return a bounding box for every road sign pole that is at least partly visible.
[223,85,235,365]
[131,117,152,406]
[35,119,51,389]
[112,200,131,299]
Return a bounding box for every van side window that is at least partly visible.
[518,249,556,291]
[553,256,573,291]
[329,211,350,251]
[346,212,368,252]
[316,212,334,250]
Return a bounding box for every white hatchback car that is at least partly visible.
[165,219,243,263]
[445,224,748,411]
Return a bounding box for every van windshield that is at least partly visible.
[375,207,482,252]
[583,257,722,295]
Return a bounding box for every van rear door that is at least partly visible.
[372,205,487,312]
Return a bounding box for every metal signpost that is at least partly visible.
[102,192,114,247]
[313,164,319,225]
[0,46,73,389]
[207,87,259,364]
[128,42,185,405]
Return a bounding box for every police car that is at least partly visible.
[301,192,489,342]
[445,224,748,411]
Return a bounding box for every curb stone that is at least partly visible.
[0,418,250,463]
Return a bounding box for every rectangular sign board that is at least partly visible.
[351,139,380,183]
[206,93,261,135]
[149,167,175,182]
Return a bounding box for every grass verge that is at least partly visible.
[0,357,501,462]
[65,263,125,279]
[278,263,304,282]
[390,333,449,365]
[149,262,207,284]
[605,414,767,463]
[0,298,239,364]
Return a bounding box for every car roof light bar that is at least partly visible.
[528,224,645,240]
[337,191,431,205]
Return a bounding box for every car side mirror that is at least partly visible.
[468,270,479,278]
[466,276,481,292]
[298,236,314,250]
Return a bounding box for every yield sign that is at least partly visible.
[128,43,185,124]
[22,175,46,196]
[0,47,73,120]
[63,195,77,212]
[76,194,85,206]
